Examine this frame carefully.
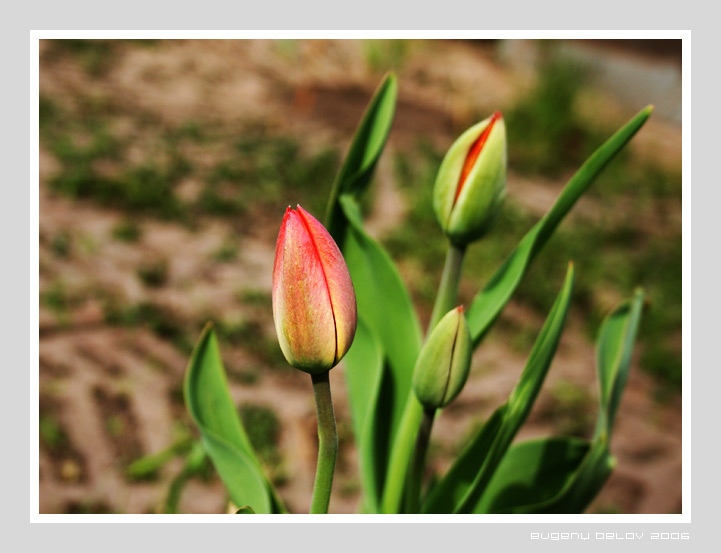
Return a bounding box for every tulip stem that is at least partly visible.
[310,370,338,514]
[380,394,424,513]
[405,407,436,513]
[429,243,466,333]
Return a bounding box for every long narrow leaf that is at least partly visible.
[340,195,423,503]
[466,106,653,347]
[596,288,645,433]
[484,290,645,514]
[424,264,575,513]
[184,324,283,513]
[340,195,423,386]
[341,316,385,509]
[325,73,398,240]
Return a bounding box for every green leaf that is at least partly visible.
[422,405,507,513]
[341,316,385,509]
[343,318,384,442]
[424,264,575,513]
[465,106,653,347]
[184,324,279,514]
[200,431,269,512]
[532,442,616,514]
[339,195,423,506]
[596,288,645,434]
[325,73,397,240]
[340,195,423,392]
[488,290,645,514]
[473,437,590,513]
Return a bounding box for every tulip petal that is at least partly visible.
[273,207,337,371]
[296,205,357,365]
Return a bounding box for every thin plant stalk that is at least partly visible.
[429,243,466,332]
[405,407,436,513]
[310,370,338,514]
[380,395,424,513]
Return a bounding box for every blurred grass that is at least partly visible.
[239,403,286,485]
[103,301,194,354]
[40,93,339,226]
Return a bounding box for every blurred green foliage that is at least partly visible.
[211,239,239,263]
[40,93,339,226]
[136,259,169,288]
[200,134,338,219]
[112,219,143,242]
[542,379,596,439]
[104,301,193,354]
[39,413,68,450]
[239,403,286,485]
[363,39,410,74]
[504,59,604,177]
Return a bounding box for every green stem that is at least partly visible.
[429,242,466,332]
[380,241,467,514]
[405,408,436,513]
[380,394,424,513]
[310,371,338,514]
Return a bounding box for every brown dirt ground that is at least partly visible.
[38,38,682,515]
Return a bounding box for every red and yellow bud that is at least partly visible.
[272,205,357,374]
[433,111,507,246]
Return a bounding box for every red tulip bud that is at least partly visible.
[434,111,507,246]
[272,205,357,373]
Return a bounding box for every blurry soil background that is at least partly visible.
[38,38,682,515]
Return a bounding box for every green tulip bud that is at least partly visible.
[433,111,507,246]
[412,306,472,409]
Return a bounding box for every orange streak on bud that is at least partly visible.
[453,111,502,206]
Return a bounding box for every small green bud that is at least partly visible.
[433,111,506,246]
[412,306,472,409]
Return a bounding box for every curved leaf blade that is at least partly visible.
[474,437,590,513]
[596,288,645,433]
[466,106,653,347]
[340,195,423,384]
[527,440,616,514]
[340,195,422,505]
[499,291,645,514]
[341,316,385,509]
[200,430,270,513]
[343,317,384,440]
[325,73,398,239]
[184,324,274,513]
